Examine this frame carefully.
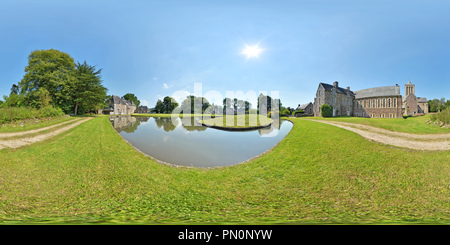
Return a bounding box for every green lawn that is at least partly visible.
[1,115,450,224]
[307,115,449,134]
[200,114,273,128]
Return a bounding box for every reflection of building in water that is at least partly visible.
[110,116,137,132]
[136,117,150,123]
[257,120,280,136]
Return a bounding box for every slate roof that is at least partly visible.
[296,102,312,110]
[354,86,401,99]
[418,97,428,103]
[111,95,135,106]
[320,83,354,96]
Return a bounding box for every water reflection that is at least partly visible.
[110,115,293,167]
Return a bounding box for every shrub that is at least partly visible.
[0,105,65,124]
[321,104,333,117]
[292,109,304,116]
[431,108,450,125]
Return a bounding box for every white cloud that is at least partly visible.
[163,83,169,89]
[140,99,148,106]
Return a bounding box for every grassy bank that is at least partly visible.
[0,106,65,124]
[308,115,449,134]
[1,116,450,224]
[200,114,273,128]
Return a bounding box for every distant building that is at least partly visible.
[296,102,313,115]
[102,95,136,115]
[135,105,150,113]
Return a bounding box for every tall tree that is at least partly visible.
[18,49,76,111]
[162,96,178,113]
[72,61,108,115]
[123,93,140,108]
[154,99,164,113]
[179,95,210,114]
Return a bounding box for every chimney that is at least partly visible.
[333,81,338,87]
[346,86,350,91]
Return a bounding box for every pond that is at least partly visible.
[110,115,293,168]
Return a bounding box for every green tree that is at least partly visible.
[123,93,140,108]
[18,49,76,111]
[72,61,108,115]
[321,104,333,117]
[154,99,164,113]
[179,95,210,114]
[162,96,179,113]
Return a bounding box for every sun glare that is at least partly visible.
[242,44,263,59]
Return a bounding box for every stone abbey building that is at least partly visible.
[313,81,428,118]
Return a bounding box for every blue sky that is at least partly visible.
[1,0,449,109]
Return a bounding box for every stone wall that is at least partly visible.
[353,96,402,118]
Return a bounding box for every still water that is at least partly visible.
[110,115,293,168]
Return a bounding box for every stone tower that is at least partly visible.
[405,81,415,97]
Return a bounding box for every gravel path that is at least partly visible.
[307,119,450,151]
[0,117,93,149]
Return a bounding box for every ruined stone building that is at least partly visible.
[313,81,427,118]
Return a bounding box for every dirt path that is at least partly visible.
[307,119,450,151]
[0,117,83,138]
[0,117,93,149]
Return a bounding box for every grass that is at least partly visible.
[0,106,64,124]
[1,115,450,224]
[200,114,273,128]
[0,115,78,133]
[308,115,450,134]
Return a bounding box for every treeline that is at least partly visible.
[0,49,108,119]
[428,98,450,113]
[153,93,283,115]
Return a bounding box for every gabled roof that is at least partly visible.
[354,86,400,99]
[417,97,428,103]
[110,95,135,107]
[319,83,354,96]
[296,102,312,110]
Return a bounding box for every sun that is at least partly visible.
[242,44,263,59]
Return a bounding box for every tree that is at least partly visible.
[257,93,282,114]
[162,96,179,113]
[123,93,140,108]
[18,49,76,111]
[10,84,19,95]
[321,104,333,117]
[179,95,210,114]
[72,61,108,115]
[154,99,164,113]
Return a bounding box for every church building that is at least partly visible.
[313,81,428,118]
